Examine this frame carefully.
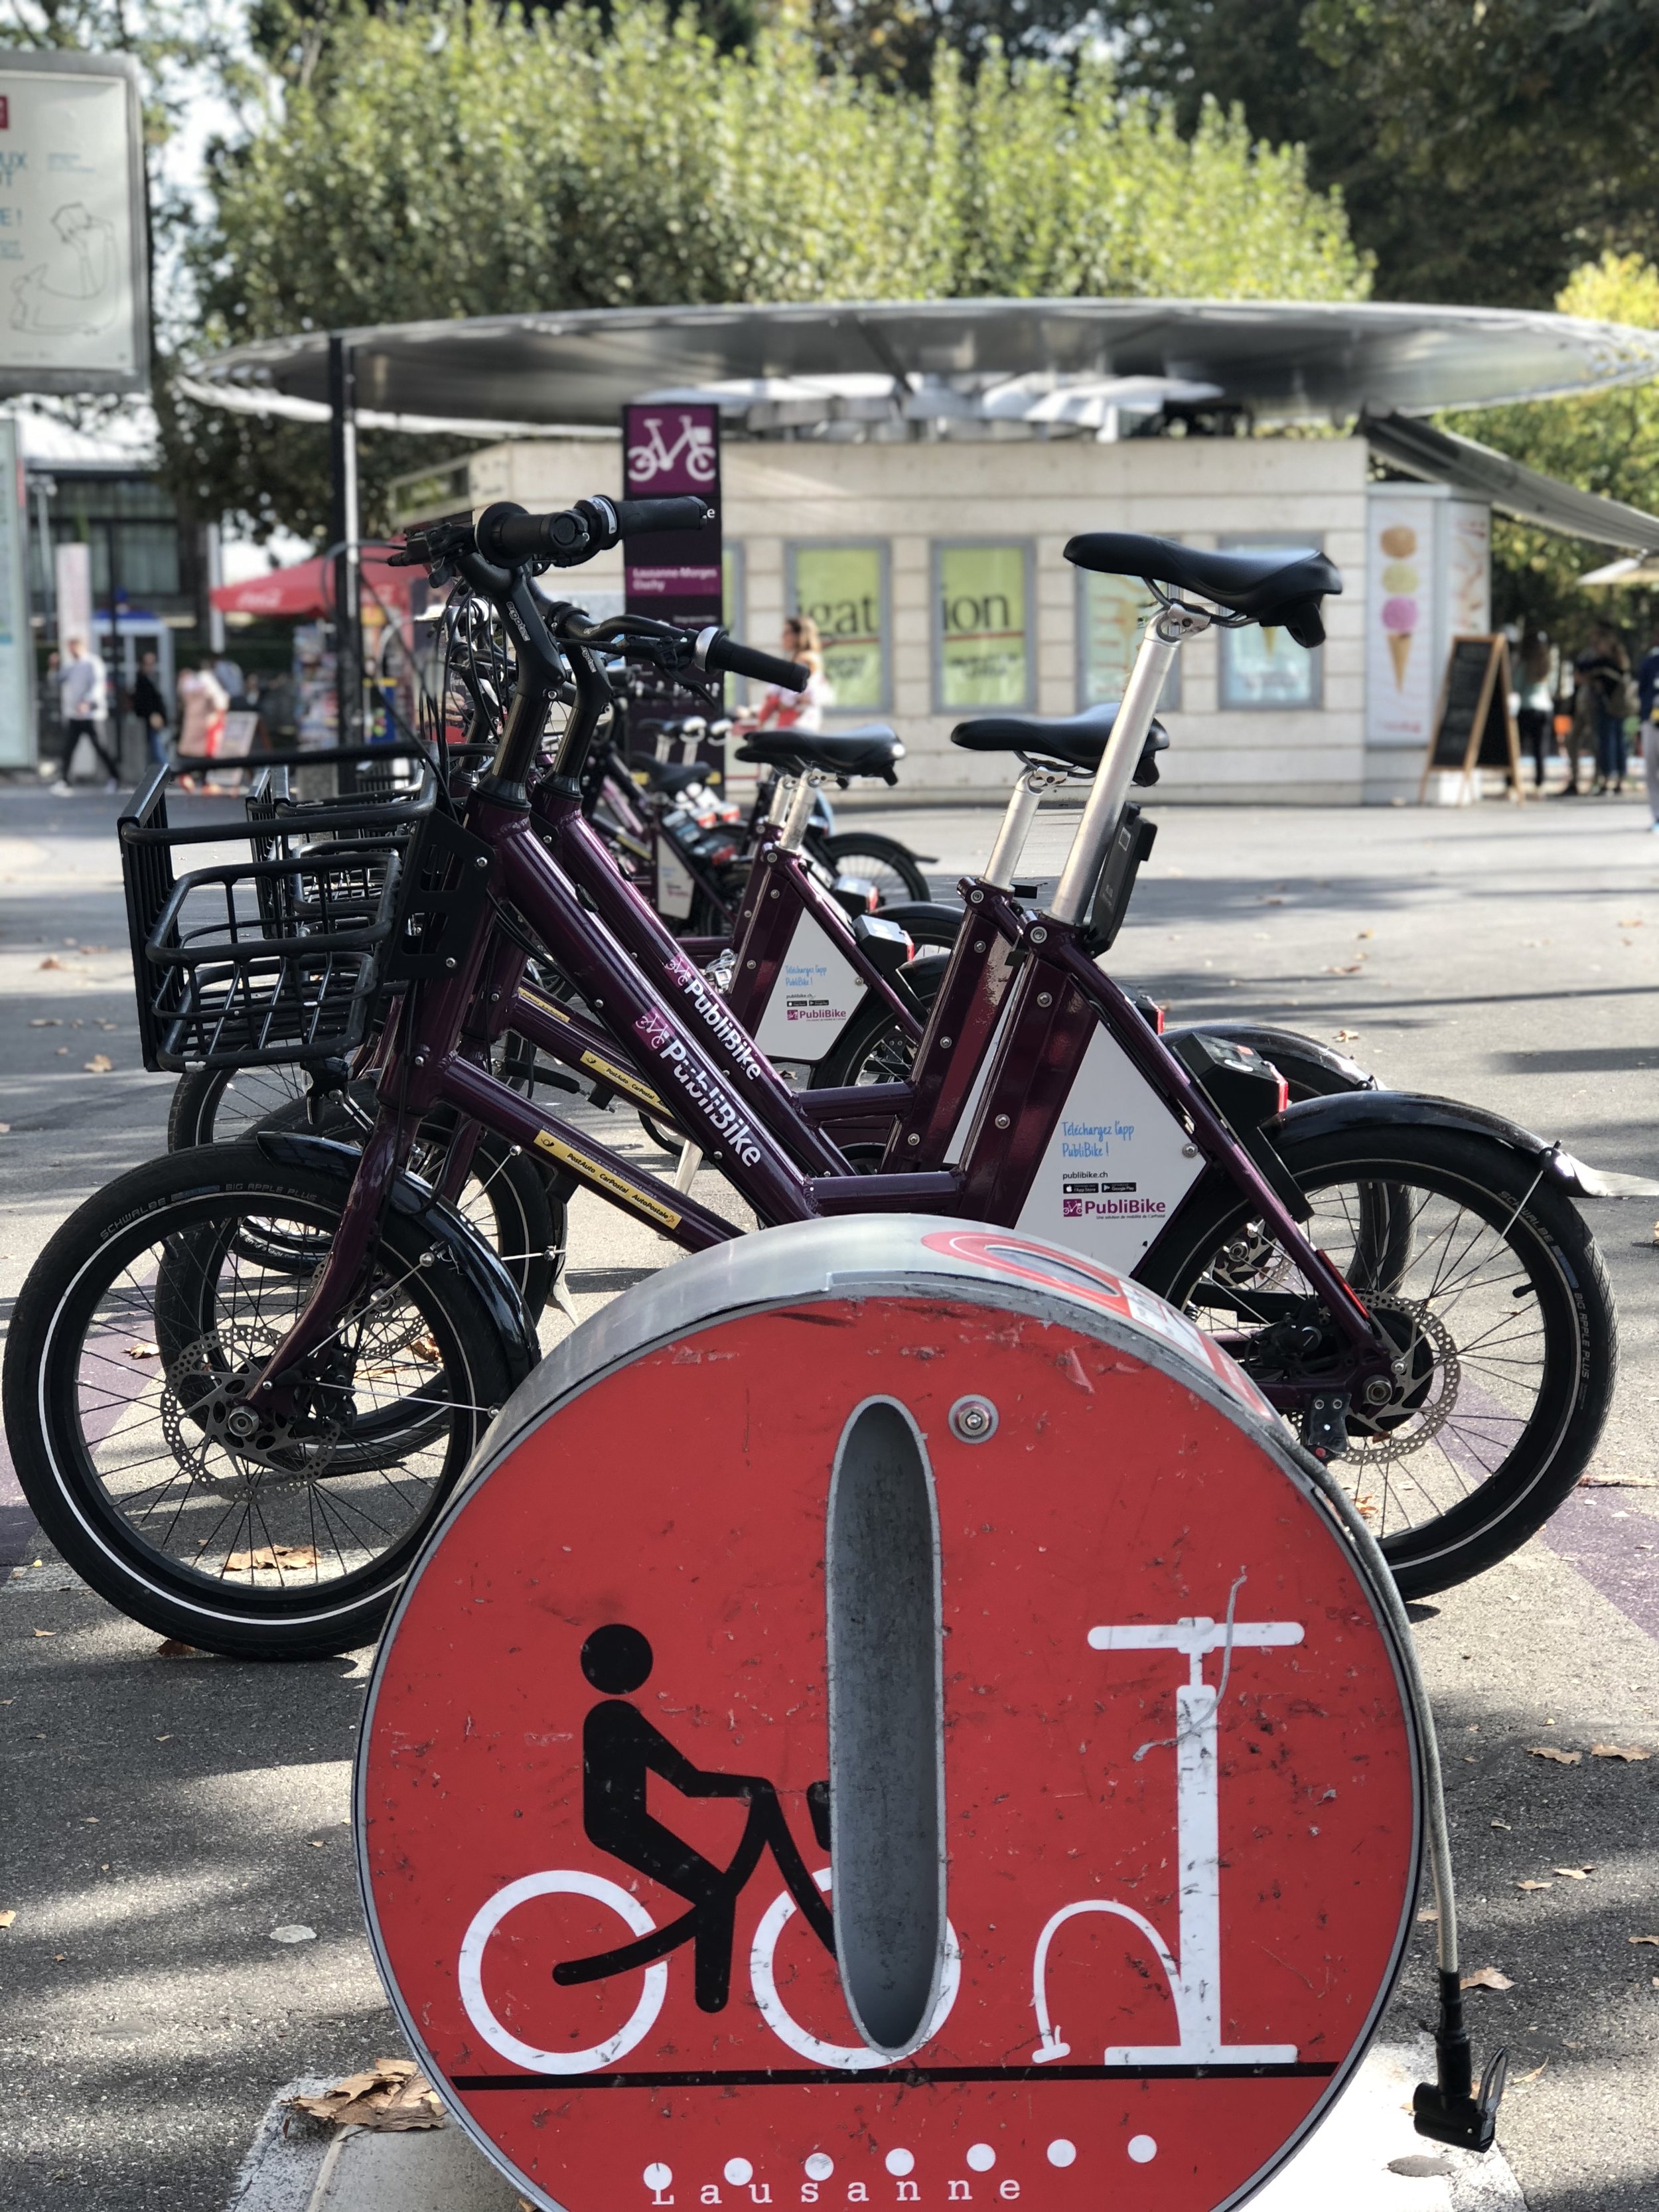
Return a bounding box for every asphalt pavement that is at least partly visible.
[1,780,1657,2211]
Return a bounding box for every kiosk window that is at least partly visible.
[936,544,1032,711]
[1077,569,1181,713]
[1218,536,1323,710]
[789,543,887,712]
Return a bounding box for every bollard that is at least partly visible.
[357,1217,1422,2212]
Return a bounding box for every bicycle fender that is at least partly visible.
[253,1130,542,1386]
[1171,1022,1377,1098]
[1261,1088,1659,1200]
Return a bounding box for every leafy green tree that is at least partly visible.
[1441,254,1659,646]
[1100,0,1659,311]
[174,0,1367,540]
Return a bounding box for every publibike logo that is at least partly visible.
[362,1278,1417,2212]
[633,1007,764,1167]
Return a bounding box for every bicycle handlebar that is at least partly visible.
[693,627,810,694]
[475,496,712,570]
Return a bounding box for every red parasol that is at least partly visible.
[210,553,416,619]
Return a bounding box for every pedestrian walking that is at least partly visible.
[1573,621,1632,795]
[737,617,834,734]
[130,649,172,769]
[1516,623,1555,790]
[175,662,230,771]
[1637,623,1659,832]
[54,634,121,791]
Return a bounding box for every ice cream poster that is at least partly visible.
[1366,494,1437,747]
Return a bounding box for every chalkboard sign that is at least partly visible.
[1419,635,1524,800]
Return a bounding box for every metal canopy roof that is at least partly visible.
[192,297,1659,433]
[1364,411,1659,550]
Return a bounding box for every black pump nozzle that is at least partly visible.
[1413,1970,1507,2151]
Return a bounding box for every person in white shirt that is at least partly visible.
[738,616,835,734]
[55,635,120,791]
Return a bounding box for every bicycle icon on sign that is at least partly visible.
[626,411,717,487]
[457,1624,961,2075]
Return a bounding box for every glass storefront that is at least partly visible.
[789,542,887,711]
[1076,568,1181,713]
[935,543,1031,710]
[1217,537,1323,710]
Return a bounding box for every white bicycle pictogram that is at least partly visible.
[626,411,717,486]
[458,1864,962,2075]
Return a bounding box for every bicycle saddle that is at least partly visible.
[1064,532,1340,648]
[737,727,905,784]
[952,701,1169,782]
[642,759,707,797]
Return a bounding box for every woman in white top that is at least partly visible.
[742,616,835,734]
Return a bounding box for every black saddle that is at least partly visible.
[737,726,904,784]
[1064,532,1340,648]
[642,759,707,797]
[952,701,1169,782]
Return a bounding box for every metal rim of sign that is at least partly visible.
[355,1214,1423,2212]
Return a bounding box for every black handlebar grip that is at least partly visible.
[474,502,585,565]
[700,629,810,694]
[611,496,713,540]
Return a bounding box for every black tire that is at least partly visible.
[811,952,948,1089]
[815,832,931,905]
[2,1145,515,1658]
[1139,1122,1616,1597]
[170,1075,562,1322]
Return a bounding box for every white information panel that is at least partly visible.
[0,416,35,765]
[0,52,149,396]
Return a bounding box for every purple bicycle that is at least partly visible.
[3,495,1621,1656]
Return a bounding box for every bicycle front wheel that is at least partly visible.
[814,831,930,905]
[1141,1120,1616,1597]
[2,1144,515,1658]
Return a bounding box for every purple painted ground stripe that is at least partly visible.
[1544,1487,1659,1640]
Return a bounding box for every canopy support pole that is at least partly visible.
[328,334,362,751]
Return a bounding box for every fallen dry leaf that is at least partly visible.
[1580,1475,1659,1489]
[1512,2061,1548,2086]
[1491,1818,1512,1830]
[0,1910,15,1930]
[1324,960,1366,975]
[1618,917,1644,927]
[28,1017,60,1028]
[291,2058,445,2132]
[1334,1028,1361,1043]
[1516,1879,1553,1891]
[1591,1743,1651,1761]
[155,1639,196,1657]
[1552,1866,1593,1880]
[1629,1935,1659,1947]
[270,1924,316,1945]
[33,1629,54,1639]
[226,1543,320,1573]
[1461,1966,1515,1992]
[0,1124,9,1135]
[38,956,71,970]
[83,1055,112,1074]
[1356,928,1375,939]
[1260,895,1286,906]
[125,1343,158,1360]
[1527,1745,1583,1765]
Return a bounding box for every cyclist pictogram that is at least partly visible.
[626,410,717,488]
[555,1622,834,2011]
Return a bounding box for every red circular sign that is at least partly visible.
[359,1224,1417,2212]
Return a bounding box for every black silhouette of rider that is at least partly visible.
[554,1622,834,2012]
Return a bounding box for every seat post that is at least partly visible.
[1049,604,1206,925]
[778,773,822,854]
[982,766,1068,891]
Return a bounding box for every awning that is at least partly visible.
[1363,409,1659,551]
[188,297,1659,433]
[210,552,415,619]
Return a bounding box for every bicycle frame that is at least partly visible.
[244,573,1394,1423]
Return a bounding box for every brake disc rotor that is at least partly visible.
[1342,1292,1461,1463]
[161,1326,341,1491]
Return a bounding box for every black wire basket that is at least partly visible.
[119,750,437,1072]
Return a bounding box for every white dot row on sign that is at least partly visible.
[643,2140,1157,2194]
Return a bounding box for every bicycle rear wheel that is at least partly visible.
[1141,1120,1616,1595]
[3,1144,515,1657]
[814,832,930,905]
